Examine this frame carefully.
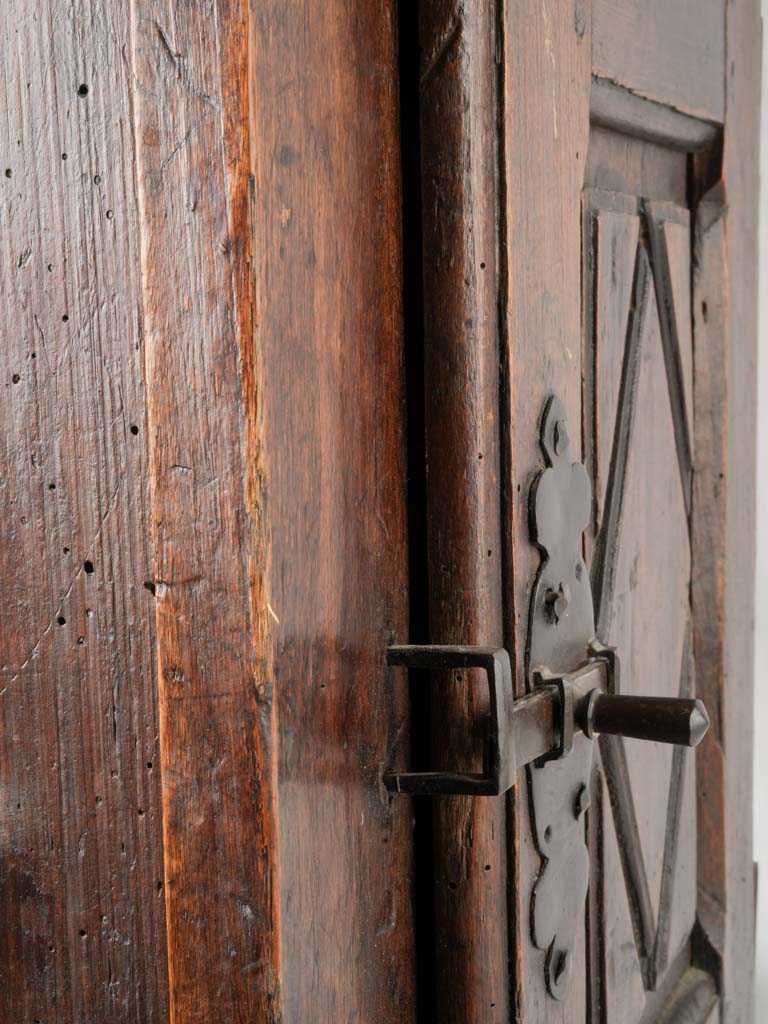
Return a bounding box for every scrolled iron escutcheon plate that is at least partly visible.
[527,395,596,999]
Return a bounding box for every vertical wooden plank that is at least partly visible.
[129,1,280,1020]
[0,3,168,1022]
[691,4,761,1022]
[719,0,760,1018]
[501,0,592,1019]
[418,1,509,1020]
[692,198,728,966]
[250,2,416,1022]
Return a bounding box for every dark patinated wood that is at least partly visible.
[130,4,282,1019]
[418,1,509,1020]
[0,0,759,1020]
[250,3,416,1022]
[589,695,708,748]
[0,6,169,1022]
[3,2,416,1022]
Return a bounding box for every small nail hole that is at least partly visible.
[12,373,20,383]
[83,560,94,574]
[130,424,139,435]
[4,168,11,178]
[57,615,66,626]
[77,83,89,97]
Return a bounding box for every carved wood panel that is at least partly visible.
[583,188,699,1017]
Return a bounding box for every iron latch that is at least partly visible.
[384,395,709,999]
[383,640,706,796]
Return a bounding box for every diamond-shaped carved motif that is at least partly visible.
[588,198,696,994]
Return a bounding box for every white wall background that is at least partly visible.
[754,2,768,1019]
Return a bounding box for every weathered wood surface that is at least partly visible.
[130,1,281,1019]
[593,0,725,122]
[584,189,698,1013]
[250,2,416,1021]
[502,1,592,1019]
[0,5,169,1022]
[2,1,415,1022]
[417,1,509,1020]
[718,0,760,1018]
[691,194,729,966]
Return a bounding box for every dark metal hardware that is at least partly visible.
[383,394,709,1000]
[383,643,707,797]
[383,644,564,796]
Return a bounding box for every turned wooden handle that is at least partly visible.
[586,693,710,748]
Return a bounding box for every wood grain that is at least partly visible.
[130,0,416,1020]
[590,78,719,153]
[250,2,416,1022]
[501,0,591,1018]
[129,1,280,1019]
[584,183,700,1013]
[592,0,725,122]
[418,1,509,1020]
[691,196,728,959]
[709,0,760,1017]
[0,5,169,1021]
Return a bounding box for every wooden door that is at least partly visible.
[0,2,758,1023]
[1,3,416,1022]
[412,1,759,1022]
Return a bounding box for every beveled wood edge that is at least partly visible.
[655,967,718,1024]
[716,0,761,1016]
[590,77,720,152]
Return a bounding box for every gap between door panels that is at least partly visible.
[398,3,437,1020]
